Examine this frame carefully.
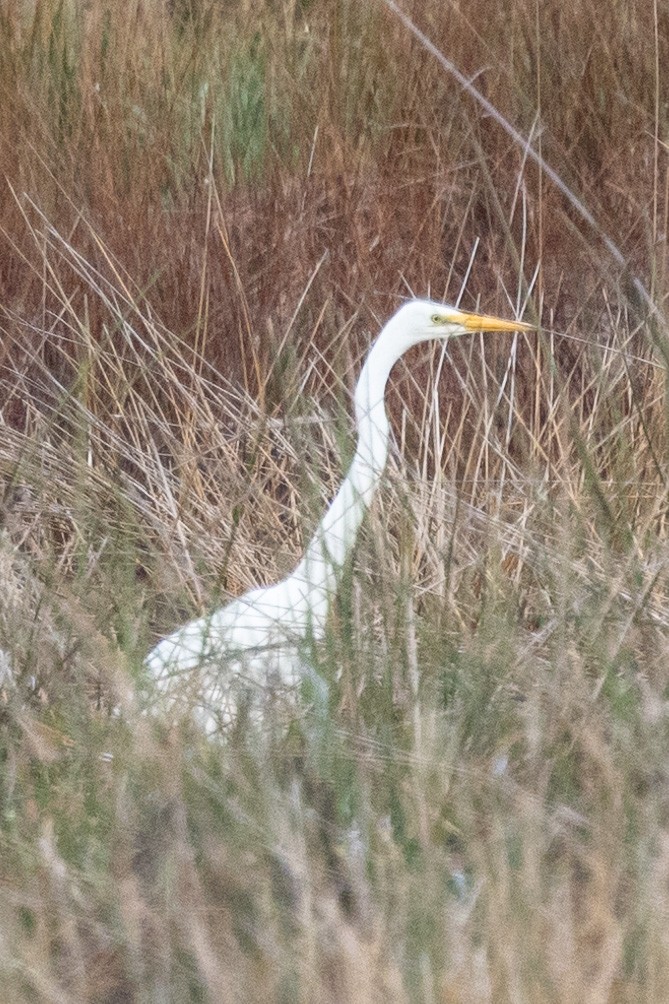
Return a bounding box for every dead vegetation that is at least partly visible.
[1,1,669,1000]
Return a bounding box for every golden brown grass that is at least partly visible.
[1,1,669,1001]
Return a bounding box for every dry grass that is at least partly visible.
[1,1,669,1001]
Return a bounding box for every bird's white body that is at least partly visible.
[145,299,531,733]
[145,572,328,733]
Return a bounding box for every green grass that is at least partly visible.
[2,0,669,1001]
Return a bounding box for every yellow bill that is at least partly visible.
[456,310,534,332]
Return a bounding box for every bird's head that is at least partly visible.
[389,299,534,350]
[357,298,535,416]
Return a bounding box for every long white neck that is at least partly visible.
[290,323,405,618]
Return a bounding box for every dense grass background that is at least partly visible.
[2,1,669,1000]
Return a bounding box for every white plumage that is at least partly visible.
[145,299,532,733]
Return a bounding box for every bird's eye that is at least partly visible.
[431,313,448,325]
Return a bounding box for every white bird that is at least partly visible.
[145,299,532,733]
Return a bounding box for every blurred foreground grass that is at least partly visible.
[2,1,669,1000]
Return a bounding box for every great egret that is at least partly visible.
[146,299,532,732]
